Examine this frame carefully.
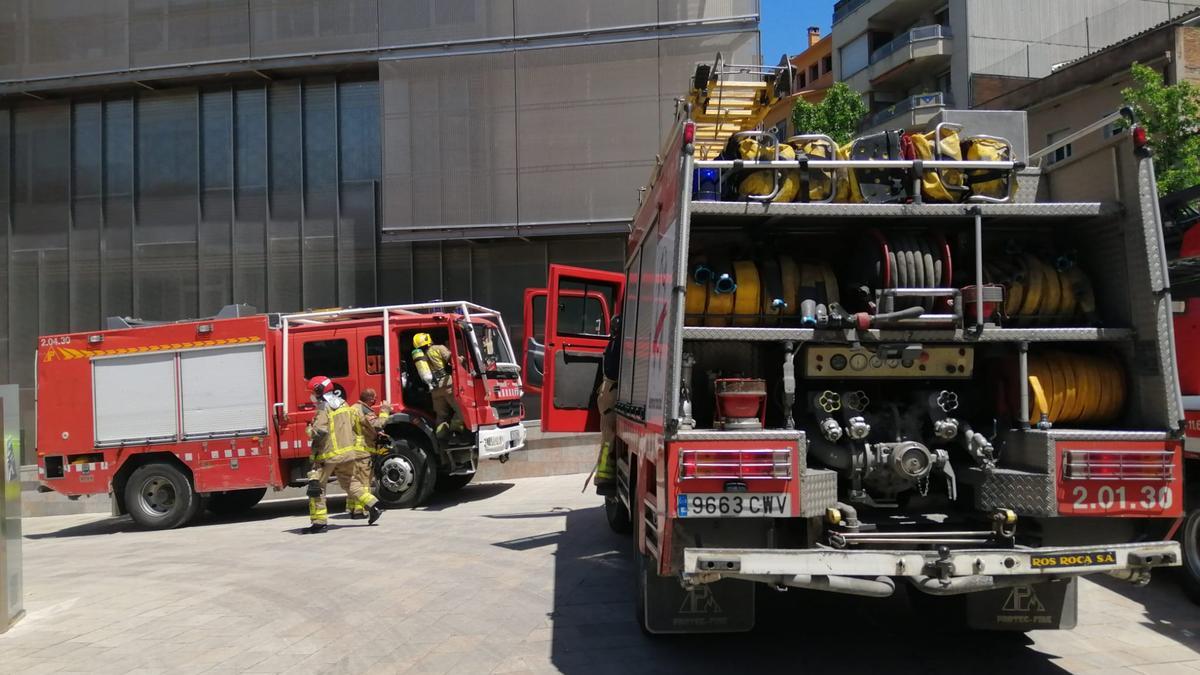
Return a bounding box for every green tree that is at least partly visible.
[1121,62,1200,195]
[791,82,869,145]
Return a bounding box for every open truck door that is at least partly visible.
[525,264,624,432]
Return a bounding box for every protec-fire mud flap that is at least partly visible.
[965,578,1078,631]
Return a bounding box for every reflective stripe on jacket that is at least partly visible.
[311,404,369,463]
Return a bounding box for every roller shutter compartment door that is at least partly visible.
[93,353,179,444]
[179,345,268,438]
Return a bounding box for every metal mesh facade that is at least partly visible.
[0,1,759,459]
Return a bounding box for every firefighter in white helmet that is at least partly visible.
[305,376,383,533]
[349,388,391,519]
[412,333,463,438]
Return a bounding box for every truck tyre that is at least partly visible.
[434,473,474,492]
[605,494,632,534]
[125,463,200,530]
[375,440,436,508]
[1180,504,1200,604]
[206,488,267,516]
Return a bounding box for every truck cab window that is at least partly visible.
[556,280,613,338]
[364,335,384,375]
[303,339,349,378]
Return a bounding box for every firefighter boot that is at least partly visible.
[368,502,384,525]
[594,442,616,496]
[308,522,328,534]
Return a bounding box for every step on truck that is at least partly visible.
[525,56,1184,633]
[36,302,527,529]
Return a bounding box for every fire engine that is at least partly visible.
[1164,185,1200,603]
[35,302,527,529]
[526,55,1184,633]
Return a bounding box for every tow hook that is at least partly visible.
[925,546,956,585]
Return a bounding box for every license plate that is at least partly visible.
[678,493,791,518]
[1030,551,1117,569]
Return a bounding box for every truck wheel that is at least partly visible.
[375,440,436,508]
[434,473,474,492]
[206,488,267,516]
[125,463,200,530]
[605,494,632,534]
[1180,506,1200,604]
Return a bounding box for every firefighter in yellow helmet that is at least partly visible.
[349,388,392,519]
[305,376,383,533]
[412,333,463,438]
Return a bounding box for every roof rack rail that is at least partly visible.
[105,304,258,330]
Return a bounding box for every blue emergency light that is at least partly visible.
[693,168,720,201]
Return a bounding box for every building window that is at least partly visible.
[304,339,349,378]
[809,63,819,82]
[822,55,833,74]
[1046,129,1074,166]
[935,5,950,27]
[796,70,806,88]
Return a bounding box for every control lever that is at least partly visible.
[781,342,797,430]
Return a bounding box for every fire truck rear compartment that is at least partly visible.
[672,201,1180,552]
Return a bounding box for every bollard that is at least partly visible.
[0,397,23,632]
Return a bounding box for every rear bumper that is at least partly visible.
[684,541,1181,583]
[478,423,526,459]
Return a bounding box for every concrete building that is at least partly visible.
[763,27,835,140]
[0,1,760,462]
[831,0,1200,133]
[978,9,1200,202]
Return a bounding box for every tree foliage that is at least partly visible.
[791,82,868,145]
[1121,62,1200,195]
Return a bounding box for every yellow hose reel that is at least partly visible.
[686,256,838,327]
[1024,350,1125,426]
[986,254,1096,325]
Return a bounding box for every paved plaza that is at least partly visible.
[1,473,1198,674]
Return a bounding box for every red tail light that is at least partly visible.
[1132,125,1148,149]
[679,448,791,480]
[684,121,696,145]
[1063,450,1174,481]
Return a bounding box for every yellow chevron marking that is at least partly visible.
[44,334,263,362]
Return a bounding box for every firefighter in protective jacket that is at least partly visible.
[593,314,622,496]
[306,376,383,533]
[412,333,463,438]
[349,388,391,519]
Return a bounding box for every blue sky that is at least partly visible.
[761,0,836,63]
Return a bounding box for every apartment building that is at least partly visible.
[831,0,1200,133]
[763,27,835,139]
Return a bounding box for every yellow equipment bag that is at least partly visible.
[963,137,1014,201]
[833,142,864,204]
[738,138,801,203]
[788,138,837,203]
[911,128,965,203]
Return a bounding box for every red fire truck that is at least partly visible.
[526,60,1183,633]
[35,302,526,529]
[1164,185,1200,602]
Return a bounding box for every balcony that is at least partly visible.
[833,0,871,24]
[864,91,952,132]
[869,25,952,87]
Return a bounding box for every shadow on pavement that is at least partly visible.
[546,504,1073,675]
[1092,572,1200,654]
[417,481,515,512]
[25,497,338,539]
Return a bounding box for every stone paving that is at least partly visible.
[1,473,1198,674]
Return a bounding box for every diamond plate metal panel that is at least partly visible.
[800,469,837,517]
[681,326,1134,343]
[976,468,1057,516]
[687,201,1118,219]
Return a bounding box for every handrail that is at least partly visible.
[870,24,951,64]
[869,92,951,127]
[833,0,871,24]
